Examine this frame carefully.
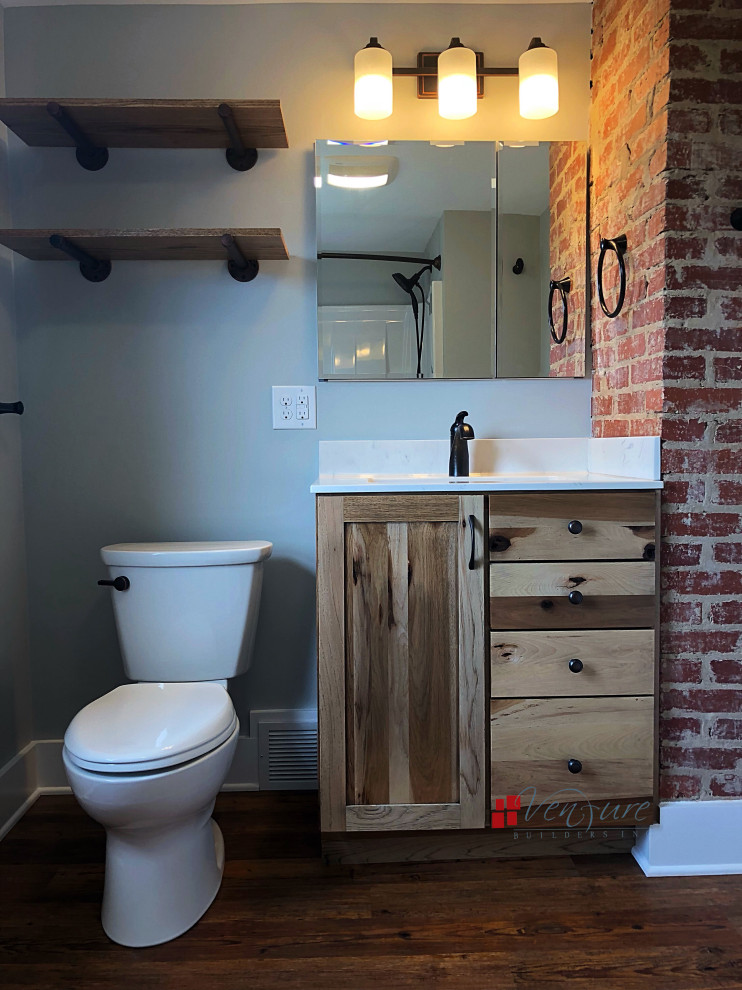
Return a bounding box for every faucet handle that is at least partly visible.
[451,410,474,439]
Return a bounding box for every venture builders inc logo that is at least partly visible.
[491,787,654,838]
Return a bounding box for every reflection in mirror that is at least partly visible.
[496,140,588,378]
[316,139,588,380]
[316,140,496,380]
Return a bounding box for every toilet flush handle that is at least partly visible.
[98,576,130,592]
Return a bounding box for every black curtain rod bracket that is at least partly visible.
[222,234,259,282]
[46,102,109,171]
[49,234,112,282]
[218,104,258,172]
[0,401,23,415]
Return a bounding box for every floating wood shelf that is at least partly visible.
[0,228,289,283]
[0,99,288,171]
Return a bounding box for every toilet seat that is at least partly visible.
[64,682,237,773]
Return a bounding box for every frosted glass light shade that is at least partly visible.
[354,39,393,120]
[438,39,477,120]
[519,38,559,120]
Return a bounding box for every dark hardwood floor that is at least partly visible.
[2,792,742,989]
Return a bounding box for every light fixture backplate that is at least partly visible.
[416,50,485,99]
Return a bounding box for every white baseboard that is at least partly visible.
[33,739,67,789]
[0,733,263,838]
[0,712,319,839]
[0,742,38,841]
[223,733,259,790]
[633,800,742,876]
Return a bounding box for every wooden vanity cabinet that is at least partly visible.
[317,494,488,833]
[316,487,661,856]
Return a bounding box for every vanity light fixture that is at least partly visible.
[519,38,559,120]
[354,38,394,120]
[437,38,477,120]
[353,36,559,121]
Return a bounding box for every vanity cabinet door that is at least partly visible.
[317,494,487,833]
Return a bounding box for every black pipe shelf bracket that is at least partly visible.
[218,104,258,172]
[548,276,572,345]
[0,401,23,415]
[597,233,628,319]
[46,102,109,171]
[49,234,112,282]
[222,233,259,282]
[732,208,742,231]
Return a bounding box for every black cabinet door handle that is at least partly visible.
[567,759,583,774]
[567,519,583,535]
[568,590,584,605]
[468,514,476,570]
[98,576,130,592]
[568,658,584,673]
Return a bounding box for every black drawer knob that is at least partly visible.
[567,520,583,535]
[568,590,584,605]
[98,576,130,592]
[567,759,583,774]
[568,658,584,673]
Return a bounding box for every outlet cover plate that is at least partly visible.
[272,385,317,430]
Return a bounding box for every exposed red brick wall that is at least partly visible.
[590,0,670,436]
[591,0,742,801]
[548,141,588,377]
[659,0,742,801]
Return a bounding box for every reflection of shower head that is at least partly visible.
[393,271,419,319]
[392,259,438,295]
[392,271,416,293]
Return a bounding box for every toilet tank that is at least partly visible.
[100,542,272,682]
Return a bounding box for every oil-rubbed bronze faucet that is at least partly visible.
[449,411,474,477]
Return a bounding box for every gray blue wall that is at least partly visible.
[0,8,32,769]
[4,3,592,739]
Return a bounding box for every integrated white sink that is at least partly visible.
[311,438,663,493]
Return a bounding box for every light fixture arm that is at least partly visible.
[391,66,517,78]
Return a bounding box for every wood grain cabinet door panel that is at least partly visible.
[489,491,656,561]
[490,561,656,630]
[317,494,487,833]
[490,696,655,802]
[491,629,655,697]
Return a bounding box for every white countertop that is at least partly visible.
[311,438,663,493]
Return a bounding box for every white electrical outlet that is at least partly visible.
[272,385,317,430]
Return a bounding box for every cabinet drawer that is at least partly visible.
[489,491,656,562]
[490,561,656,630]
[491,629,655,697]
[490,696,654,802]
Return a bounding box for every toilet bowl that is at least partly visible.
[63,541,271,947]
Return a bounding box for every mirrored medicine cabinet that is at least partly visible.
[316,138,588,381]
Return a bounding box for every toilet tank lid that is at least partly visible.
[101,541,273,567]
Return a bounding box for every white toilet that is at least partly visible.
[63,540,272,947]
